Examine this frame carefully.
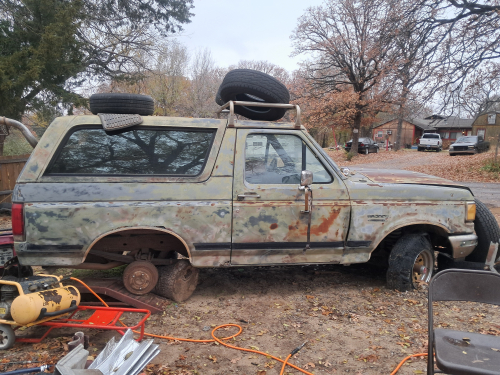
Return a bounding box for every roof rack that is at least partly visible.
[216,101,301,129]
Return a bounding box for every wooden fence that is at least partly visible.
[0,154,31,206]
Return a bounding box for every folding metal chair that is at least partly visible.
[427,269,500,374]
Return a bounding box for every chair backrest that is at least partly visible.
[429,269,500,306]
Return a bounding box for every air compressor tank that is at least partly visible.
[10,286,80,325]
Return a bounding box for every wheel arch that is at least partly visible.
[371,222,452,257]
[82,226,192,263]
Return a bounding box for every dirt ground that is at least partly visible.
[1,150,500,375]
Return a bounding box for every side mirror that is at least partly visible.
[300,170,313,186]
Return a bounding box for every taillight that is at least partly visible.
[12,203,24,241]
[360,143,364,147]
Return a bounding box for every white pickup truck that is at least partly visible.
[417,133,442,152]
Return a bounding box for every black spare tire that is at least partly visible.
[217,69,290,121]
[465,198,500,263]
[90,93,154,116]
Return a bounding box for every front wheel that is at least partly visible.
[387,234,434,292]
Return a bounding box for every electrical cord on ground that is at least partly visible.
[70,277,429,375]
[70,277,314,375]
[390,353,428,375]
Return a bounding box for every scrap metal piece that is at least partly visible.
[55,344,102,375]
[98,114,142,131]
[89,330,159,375]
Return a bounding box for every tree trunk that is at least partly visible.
[351,111,362,155]
[395,91,409,151]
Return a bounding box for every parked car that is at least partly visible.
[344,137,379,154]
[417,133,442,152]
[4,71,500,301]
[449,135,490,156]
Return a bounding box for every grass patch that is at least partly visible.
[69,264,127,279]
[481,158,500,179]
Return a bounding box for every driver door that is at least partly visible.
[231,129,350,265]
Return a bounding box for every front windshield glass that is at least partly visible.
[456,136,477,143]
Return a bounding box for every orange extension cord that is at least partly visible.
[70,277,426,375]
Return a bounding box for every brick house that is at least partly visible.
[372,115,473,147]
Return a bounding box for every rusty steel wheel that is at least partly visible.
[154,260,199,302]
[387,233,435,292]
[123,261,159,295]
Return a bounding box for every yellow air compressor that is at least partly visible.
[0,274,80,325]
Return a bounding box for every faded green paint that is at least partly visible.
[13,114,478,269]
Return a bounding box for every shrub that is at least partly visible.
[346,151,355,161]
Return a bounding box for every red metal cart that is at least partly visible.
[12,305,151,345]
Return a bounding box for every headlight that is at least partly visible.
[449,146,454,150]
[468,145,475,149]
[466,201,476,222]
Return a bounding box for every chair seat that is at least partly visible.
[434,329,500,375]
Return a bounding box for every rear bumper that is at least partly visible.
[420,144,440,149]
[448,234,478,258]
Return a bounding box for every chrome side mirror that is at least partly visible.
[300,170,313,186]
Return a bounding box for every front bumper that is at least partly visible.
[449,149,477,154]
[448,234,478,258]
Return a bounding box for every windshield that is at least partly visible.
[422,134,440,139]
[347,138,369,143]
[455,136,477,143]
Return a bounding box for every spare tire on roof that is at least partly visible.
[217,69,290,121]
[89,93,155,116]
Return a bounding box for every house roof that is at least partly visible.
[373,115,472,131]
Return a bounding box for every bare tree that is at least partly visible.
[183,49,225,118]
[292,0,398,154]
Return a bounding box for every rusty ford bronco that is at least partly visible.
[5,93,500,302]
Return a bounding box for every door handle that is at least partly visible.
[237,193,261,200]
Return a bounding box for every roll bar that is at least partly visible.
[216,101,302,129]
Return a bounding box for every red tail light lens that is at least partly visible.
[360,143,364,147]
[12,203,24,240]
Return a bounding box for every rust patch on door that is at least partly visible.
[270,223,278,230]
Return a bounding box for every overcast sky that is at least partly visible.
[176,0,325,73]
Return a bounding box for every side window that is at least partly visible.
[245,134,332,184]
[46,126,216,176]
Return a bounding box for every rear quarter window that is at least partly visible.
[45,126,216,176]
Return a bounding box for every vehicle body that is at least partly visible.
[344,137,379,154]
[5,99,498,298]
[449,135,490,156]
[417,133,442,151]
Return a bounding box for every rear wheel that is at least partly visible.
[123,261,159,295]
[364,147,369,155]
[417,147,422,152]
[387,234,434,291]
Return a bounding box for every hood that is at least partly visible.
[351,168,467,188]
[451,141,475,146]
